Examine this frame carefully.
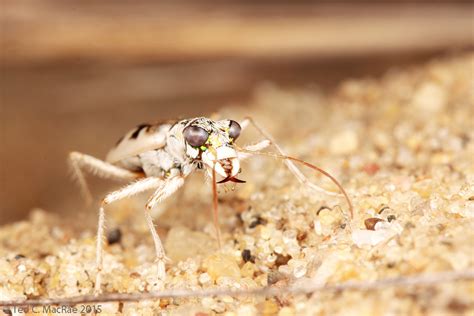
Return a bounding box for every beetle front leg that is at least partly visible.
[240,116,341,196]
[237,140,271,161]
[145,176,185,281]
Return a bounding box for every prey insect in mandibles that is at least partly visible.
[69,117,353,294]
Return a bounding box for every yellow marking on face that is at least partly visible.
[208,146,217,157]
[208,134,222,148]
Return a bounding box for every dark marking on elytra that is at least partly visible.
[130,124,151,139]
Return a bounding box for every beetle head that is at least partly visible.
[183,118,244,183]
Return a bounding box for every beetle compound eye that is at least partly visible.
[228,120,241,140]
[183,126,209,147]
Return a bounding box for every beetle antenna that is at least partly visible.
[238,148,354,219]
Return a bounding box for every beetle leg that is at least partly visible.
[95,177,163,295]
[68,151,143,205]
[237,140,271,161]
[145,176,185,282]
[240,117,341,196]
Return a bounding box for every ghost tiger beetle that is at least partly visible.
[69,117,353,294]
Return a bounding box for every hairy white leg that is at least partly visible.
[240,118,251,131]
[69,151,142,204]
[145,177,185,281]
[95,177,163,295]
[238,140,271,161]
[146,177,185,208]
[95,206,105,296]
[240,117,341,196]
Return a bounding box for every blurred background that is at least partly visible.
[0,0,472,224]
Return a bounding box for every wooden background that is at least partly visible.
[1,0,473,223]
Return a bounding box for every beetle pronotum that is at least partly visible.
[69,117,353,294]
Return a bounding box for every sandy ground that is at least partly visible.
[0,53,473,315]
